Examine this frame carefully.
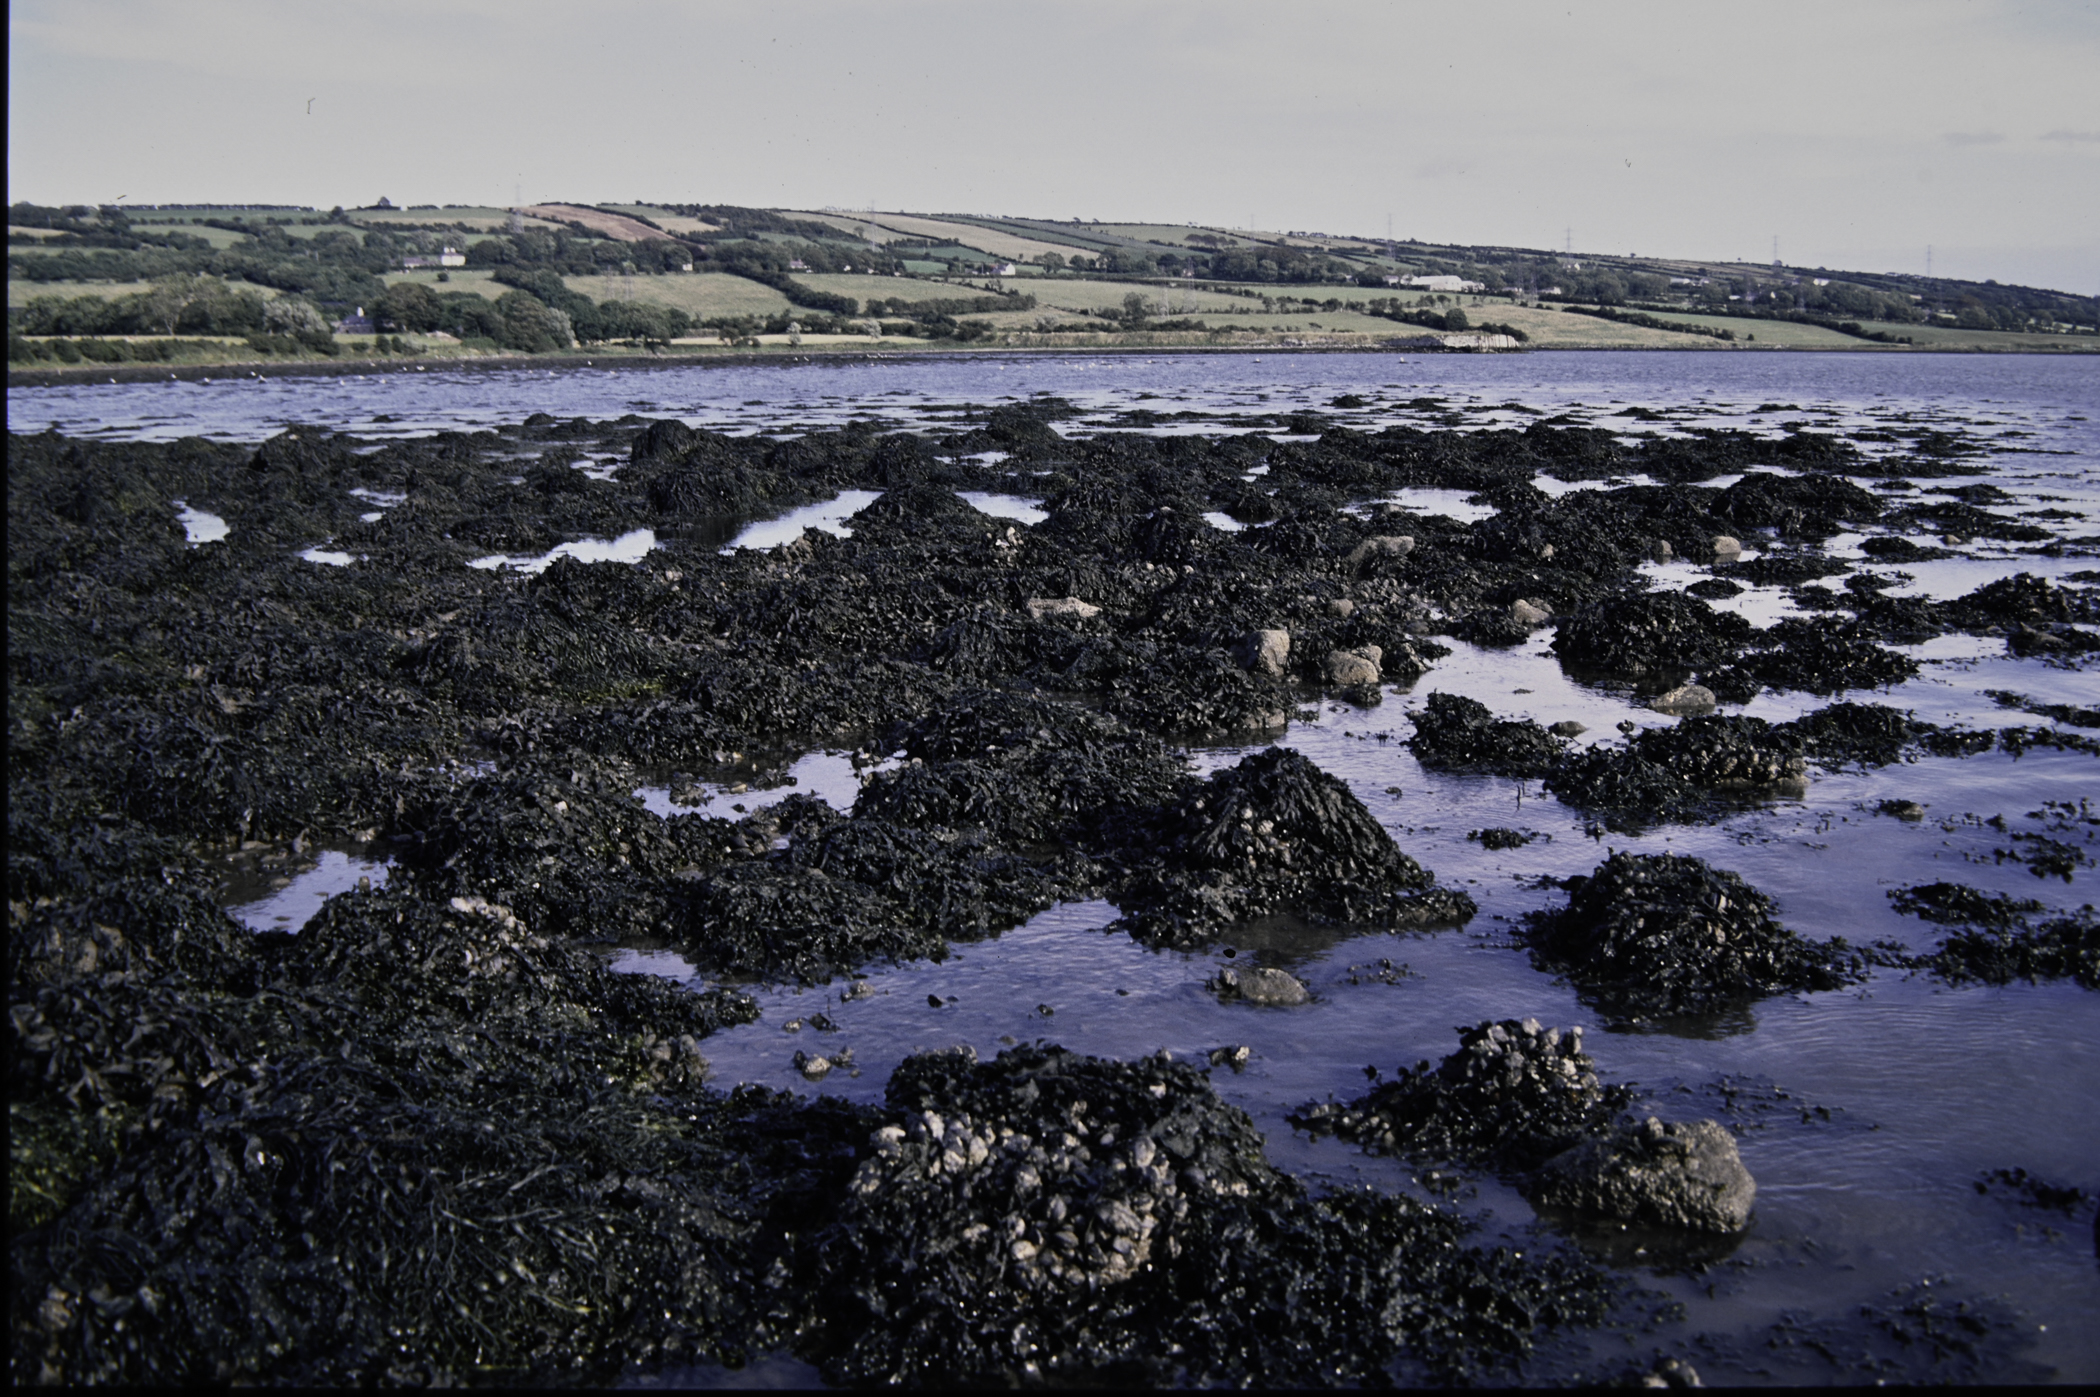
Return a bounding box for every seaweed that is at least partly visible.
[1526,853,1868,1020]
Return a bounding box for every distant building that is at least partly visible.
[1401,275,1485,293]
[335,308,374,333]
[992,263,1017,276]
[788,259,810,271]
[401,246,466,269]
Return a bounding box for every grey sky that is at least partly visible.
[9,0,2098,292]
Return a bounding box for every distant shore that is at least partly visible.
[16,336,2098,391]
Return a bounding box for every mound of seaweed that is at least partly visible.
[1526,853,1868,1020]
[670,823,1080,982]
[1407,692,1567,778]
[805,1044,1619,1387]
[1106,748,1471,947]
[1888,882,2100,988]
[1552,592,1754,679]
[856,688,1189,848]
[1738,618,1921,695]
[11,887,784,1386]
[1397,703,1821,830]
[1624,714,1806,788]
[1292,1019,1634,1171]
[391,757,742,942]
[7,806,259,992]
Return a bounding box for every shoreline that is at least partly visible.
[13,336,2097,390]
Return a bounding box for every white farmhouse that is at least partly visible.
[1401,274,1485,293]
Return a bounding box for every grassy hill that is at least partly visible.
[11,196,2096,372]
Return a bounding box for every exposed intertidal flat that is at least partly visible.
[8,351,2100,1386]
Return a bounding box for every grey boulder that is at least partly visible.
[1236,628,1291,676]
[1528,1116,1755,1233]
[1215,966,1309,1006]
[1324,647,1382,687]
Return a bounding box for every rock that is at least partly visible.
[1509,598,1553,630]
[1236,628,1291,676]
[1025,596,1102,622]
[1711,535,1743,560]
[1642,1357,1704,1388]
[1291,1019,1632,1170]
[794,1050,833,1081]
[1525,851,1869,1020]
[1324,648,1382,687]
[1216,966,1309,1006]
[1407,692,1565,778]
[1528,1117,1756,1233]
[1347,535,1415,566]
[1878,799,1926,821]
[1107,747,1466,948]
[1549,720,1588,737]
[1649,540,1674,564]
[1648,684,1717,715]
[1552,592,1754,679]
[1328,598,1356,619]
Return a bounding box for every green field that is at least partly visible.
[381,269,505,300]
[600,205,719,235]
[857,213,1079,262]
[8,278,288,308]
[10,279,159,307]
[351,207,569,233]
[1005,277,1255,314]
[1618,310,1866,349]
[788,212,907,244]
[1859,319,2096,351]
[1479,305,1729,349]
[130,223,247,249]
[566,272,793,320]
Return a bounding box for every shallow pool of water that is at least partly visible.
[468,527,660,573]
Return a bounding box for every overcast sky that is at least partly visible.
[10,0,2098,292]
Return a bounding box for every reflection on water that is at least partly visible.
[468,527,659,572]
[955,491,1047,524]
[174,501,228,544]
[634,749,882,818]
[721,491,882,551]
[228,849,392,932]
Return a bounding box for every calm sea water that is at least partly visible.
[15,351,2099,1385]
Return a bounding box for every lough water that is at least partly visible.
[15,351,2099,1385]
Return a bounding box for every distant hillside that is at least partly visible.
[10,198,2096,371]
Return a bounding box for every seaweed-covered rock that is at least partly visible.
[1526,852,1868,1020]
[1630,714,1806,789]
[1529,1117,1756,1233]
[1214,965,1310,1005]
[1739,618,1919,695]
[1407,692,1566,778]
[1292,1019,1633,1170]
[1888,883,2100,988]
[1553,592,1753,679]
[807,1045,1618,1387]
[1926,914,2100,989]
[9,885,776,1385]
[1544,747,1707,828]
[1713,470,1883,538]
[7,811,257,992]
[1780,701,1927,768]
[1107,748,1468,947]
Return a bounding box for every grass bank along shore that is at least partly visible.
[11,381,2097,1384]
